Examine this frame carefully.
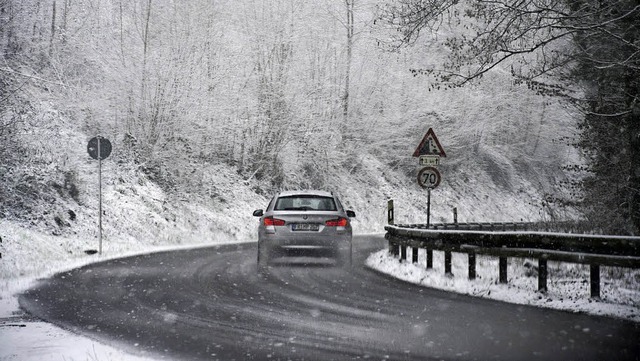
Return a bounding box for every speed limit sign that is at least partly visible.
[417,166,441,189]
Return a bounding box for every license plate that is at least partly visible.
[292,223,319,231]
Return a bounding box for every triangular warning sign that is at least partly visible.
[412,128,446,157]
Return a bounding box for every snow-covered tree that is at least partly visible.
[380,0,640,234]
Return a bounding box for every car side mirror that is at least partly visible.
[253,209,264,217]
[346,210,356,218]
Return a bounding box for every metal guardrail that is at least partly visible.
[397,221,593,232]
[385,223,640,298]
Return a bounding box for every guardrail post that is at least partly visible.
[468,252,476,280]
[590,264,600,299]
[400,245,407,262]
[426,249,433,269]
[412,247,418,264]
[499,257,507,283]
[538,258,548,293]
[445,251,452,275]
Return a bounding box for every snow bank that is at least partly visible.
[366,249,640,322]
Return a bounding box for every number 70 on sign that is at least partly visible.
[417,166,441,189]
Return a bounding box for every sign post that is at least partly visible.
[427,188,431,227]
[87,136,112,254]
[413,128,446,228]
[417,167,441,227]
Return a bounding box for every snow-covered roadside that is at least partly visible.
[0,220,254,361]
[1,158,266,360]
[0,318,157,361]
[1,277,162,361]
[0,243,252,361]
[366,249,640,322]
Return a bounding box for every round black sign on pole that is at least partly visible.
[87,136,112,255]
[87,136,112,160]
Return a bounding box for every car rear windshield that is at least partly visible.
[274,195,337,211]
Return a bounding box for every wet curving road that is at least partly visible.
[20,235,639,360]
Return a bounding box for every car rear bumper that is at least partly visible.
[259,231,352,258]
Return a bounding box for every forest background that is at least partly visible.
[1,0,638,257]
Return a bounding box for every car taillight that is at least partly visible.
[264,217,285,226]
[325,217,348,227]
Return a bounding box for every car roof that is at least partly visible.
[277,190,334,198]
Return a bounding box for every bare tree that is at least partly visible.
[343,0,355,124]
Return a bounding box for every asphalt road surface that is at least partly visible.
[20,235,640,360]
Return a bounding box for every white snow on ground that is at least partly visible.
[366,249,640,322]
[1,277,157,361]
[0,318,156,361]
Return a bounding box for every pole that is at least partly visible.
[427,188,431,228]
[98,136,102,254]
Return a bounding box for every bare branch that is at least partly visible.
[0,67,67,87]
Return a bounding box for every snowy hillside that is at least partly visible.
[0,0,581,280]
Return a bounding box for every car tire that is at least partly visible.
[257,242,270,273]
[336,244,352,268]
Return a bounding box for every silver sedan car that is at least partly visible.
[253,190,356,269]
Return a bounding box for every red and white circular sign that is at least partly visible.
[417,166,441,189]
